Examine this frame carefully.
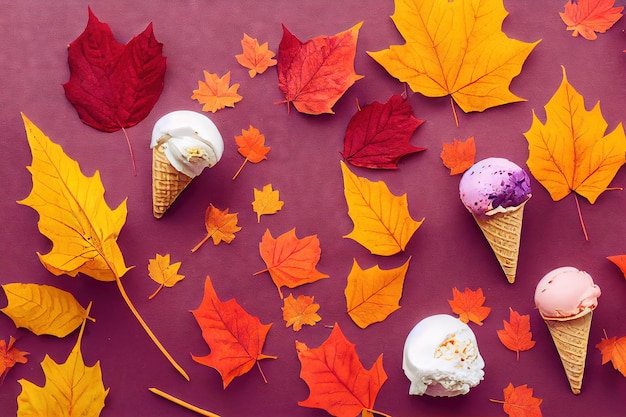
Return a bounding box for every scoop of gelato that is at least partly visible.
[402,314,485,397]
[459,157,531,218]
[151,110,224,178]
[534,266,601,320]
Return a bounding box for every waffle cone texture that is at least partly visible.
[152,146,193,218]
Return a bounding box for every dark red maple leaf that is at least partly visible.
[341,94,424,169]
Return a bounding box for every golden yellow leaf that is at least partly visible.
[17,304,108,417]
[368,0,540,114]
[191,71,242,113]
[18,114,130,282]
[1,283,89,338]
[345,258,410,328]
[524,66,626,204]
[282,293,321,331]
[341,161,423,256]
[252,184,284,222]
[147,254,185,300]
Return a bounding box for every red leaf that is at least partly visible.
[296,323,387,417]
[440,137,476,175]
[448,287,491,325]
[491,383,543,417]
[596,332,626,377]
[608,255,626,278]
[560,0,623,40]
[496,308,536,360]
[64,8,166,133]
[0,336,28,383]
[342,94,425,169]
[277,23,363,115]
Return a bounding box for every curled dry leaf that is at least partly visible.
[282,294,321,331]
[192,71,242,113]
[560,0,623,40]
[448,287,491,326]
[0,336,29,382]
[147,254,185,300]
[235,33,277,78]
[252,184,284,222]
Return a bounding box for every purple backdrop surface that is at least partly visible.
[1,1,626,416]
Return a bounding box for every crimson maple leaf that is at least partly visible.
[342,94,425,169]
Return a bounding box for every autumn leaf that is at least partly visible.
[560,0,623,40]
[255,228,329,298]
[345,258,410,329]
[608,255,626,278]
[440,137,476,175]
[341,161,423,256]
[282,294,321,331]
[448,287,491,325]
[232,125,270,180]
[63,7,166,173]
[1,283,89,338]
[252,184,284,222]
[17,304,109,417]
[147,254,185,300]
[277,23,363,114]
[490,383,543,417]
[235,33,277,77]
[191,276,276,388]
[0,337,28,382]
[596,331,626,377]
[368,0,540,119]
[297,323,387,417]
[342,94,425,169]
[192,70,242,113]
[191,204,242,252]
[497,308,536,360]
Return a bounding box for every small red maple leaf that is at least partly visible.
[448,287,491,325]
[491,383,543,417]
[497,307,536,360]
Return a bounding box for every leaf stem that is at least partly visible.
[115,276,189,380]
[574,194,589,241]
[232,158,249,180]
[364,408,393,417]
[191,233,212,253]
[148,283,164,300]
[450,97,459,127]
[149,387,220,417]
[121,127,137,176]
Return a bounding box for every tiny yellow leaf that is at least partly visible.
[252,184,284,222]
[147,254,185,300]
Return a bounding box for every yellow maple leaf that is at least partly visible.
[252,184,284,222]
[235,33,277,78]
[341,161,423,256]
[147,254,185,300]
[1,283,89,338]
[192,70,243,113]
[524,66,626,204]
[368,0,540,115]
[17,304,109,417]
[345,258,410,329]
[282,294,321,331]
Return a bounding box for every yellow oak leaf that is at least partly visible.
[147,254,185,300]
[525,66,626,204]
[1,283,89,338]
[18,114,130,282]
[252,184,284,222]
[17,304,109,417]
[368,0,540,115]
[235,33,277,78]
[282,294,321,331]
[191,70,243,113]
[341,161,423,256]
[345,258,410,328]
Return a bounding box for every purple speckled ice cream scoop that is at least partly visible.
[459,158,531,218]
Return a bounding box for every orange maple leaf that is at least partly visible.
[191,70,242,113]
[497,307,536,360]
[235,33,277,78]
[596,331,626,377]
[232,125,270,180]
[0,336,28,382]
[255,228,329,298]
[608,255,626,279]
[296,323,387,417]
[282,294,321,331]
[560,0,623,40]
[490,383,543,417]
[448,287,491,326]
[440,137,476,175]
[191,276,276,388]
[191,204,242,252]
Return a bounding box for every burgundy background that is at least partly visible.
[1,1,626,416]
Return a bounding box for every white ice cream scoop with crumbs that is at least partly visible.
[402,314,485,397]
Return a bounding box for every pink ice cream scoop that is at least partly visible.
[534,266,601,319]
[459,157,531,218]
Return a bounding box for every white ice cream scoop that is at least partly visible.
[402,314,485,397]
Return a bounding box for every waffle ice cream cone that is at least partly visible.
[152,145,193,218]
[542,311,592,395]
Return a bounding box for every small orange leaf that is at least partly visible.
[282,294,321,331]
[560,0,623,40]
[497,307,536,360]
[596,331,626,377]
[448,287,491,326]
[490,383,543,417]
[192,70,242,113]
[608,255,626,279]
[252,184,284,222]
[233,125,271,180]
[191,204,242,252]
[147,254,185,300]
[0,336,28,382]
[440,137,476,175]
[235,33,277,78]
